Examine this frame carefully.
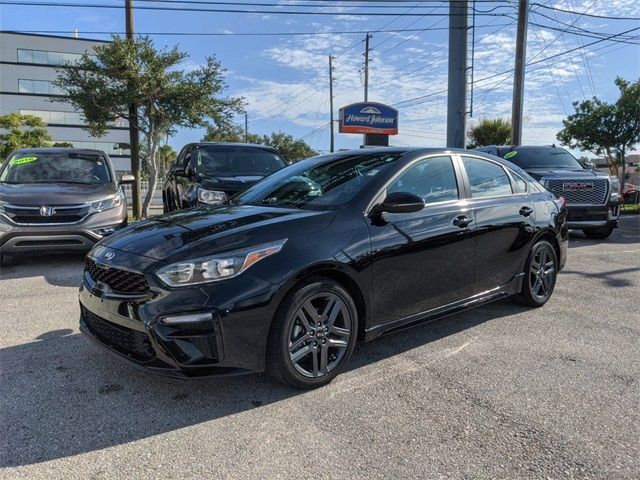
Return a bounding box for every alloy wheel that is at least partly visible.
[287,292,352,378]
[529,244,556,301]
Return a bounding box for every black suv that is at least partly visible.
[163,143,286,212]
[475,145,621,239]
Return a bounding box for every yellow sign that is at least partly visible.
[11,156,38,165]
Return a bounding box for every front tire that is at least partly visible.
[267,277,358,389]
[515,240,558,308]
[583,225,614,239]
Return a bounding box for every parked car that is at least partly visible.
[0,148,133,265]
[474,145,620,239]
[79,148,567,389]
[162,142,286,212]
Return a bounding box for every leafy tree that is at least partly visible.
[202,124,317,163]
[52,141,74,147]
[54,36,243,217]
[557,77,640,183]
[467,118,511,148]
[0,113,52,160]
[157,144,177,177]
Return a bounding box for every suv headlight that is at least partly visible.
[156,239,287,287]
[609,176,621,195]
[198,187,227,205]
[88,191,124,213]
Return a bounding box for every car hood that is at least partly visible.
[0,182,116,205]
[523,168,607,181]
[100,204,335,261]
[199,174,265,195]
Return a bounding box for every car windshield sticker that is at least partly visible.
[504,151,518,160]
[11,156,38,165]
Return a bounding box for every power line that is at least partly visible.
[530,2,640,21]
[0,1,517,17]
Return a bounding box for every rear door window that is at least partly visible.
[462,157,513,198]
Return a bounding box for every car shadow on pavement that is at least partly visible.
[567,216,640,248]
[0,252,86,288]
[0,300,525,468]
[560,266,639,288]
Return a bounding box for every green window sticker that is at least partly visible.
[11,156,38,165]
[504,151,518,160]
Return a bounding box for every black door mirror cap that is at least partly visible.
[374,191,425,215]
[169,164,186,177]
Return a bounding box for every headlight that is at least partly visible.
[88,191,124,213]
[197,188,227,205]
[609,176,621,194]
[156,239,287,287]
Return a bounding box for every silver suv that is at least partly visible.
[0,148,134,265]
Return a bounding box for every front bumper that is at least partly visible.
[565,203,619,229]
[78,247,281,377]
[0,206,127,253]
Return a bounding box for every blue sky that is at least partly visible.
[2,0,639,155]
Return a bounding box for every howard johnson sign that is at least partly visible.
[339,102,399,135]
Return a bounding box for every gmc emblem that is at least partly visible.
[563,182,594,192]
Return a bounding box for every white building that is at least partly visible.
[0,31,131,171]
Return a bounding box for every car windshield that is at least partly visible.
[233,152,403,210]
[0,151,111,184]
[195,146,286,176]
[504,148,584,169]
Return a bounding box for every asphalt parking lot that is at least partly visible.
[1,216,638,479]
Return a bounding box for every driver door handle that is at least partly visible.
[519,206,534,217]
[453,215,471,228]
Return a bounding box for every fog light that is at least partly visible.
[159,312,213,325]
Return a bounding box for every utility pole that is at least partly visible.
[363,33,371,102]
[446,1,468,149]
[125,0,142,219]
[244,112,248,142]
[511,0,529,146]
[329,55,335,153]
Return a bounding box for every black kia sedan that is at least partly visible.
[80,148,567,389]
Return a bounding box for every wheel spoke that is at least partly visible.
[289,333,310,353]
[291,344,313,363]
[329,325,350,338]
[320,344,328,374]
[326,338,348,349]
[311,347,319,377]
[296,311,313,333]
[323,297,343,328]
[532,277,542,296]
[302,300,321,325]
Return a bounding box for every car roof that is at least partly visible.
[12,147,107,155]
[478,144,565,152]
[185,142,280,152]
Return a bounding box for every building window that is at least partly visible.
[18,79,63,95]
[19,109,128,128]
[55,140,130,156]
[16,48,93,66]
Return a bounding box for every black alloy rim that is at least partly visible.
[529,244,556,301]
[287,292,352,378]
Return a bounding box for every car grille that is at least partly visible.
[3,204,89,224]
[546,179,608,205]
[85,257,150,295]
[83,308,154,360]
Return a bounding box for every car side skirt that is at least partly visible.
[364,273,524,342]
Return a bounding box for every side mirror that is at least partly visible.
[372,192,425,215]
[169,164,186,177]
[119,173,135,184]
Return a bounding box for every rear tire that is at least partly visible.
[515,240,558,308]
[267,276,358,389]
[583,225,614,239]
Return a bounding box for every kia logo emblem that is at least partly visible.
[40,205,55,216]
[105,251,115,260]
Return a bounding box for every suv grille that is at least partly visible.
[4,204,89,224]
[546,179,608,205]
[85,257,150,295]
[83,308,154,360]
